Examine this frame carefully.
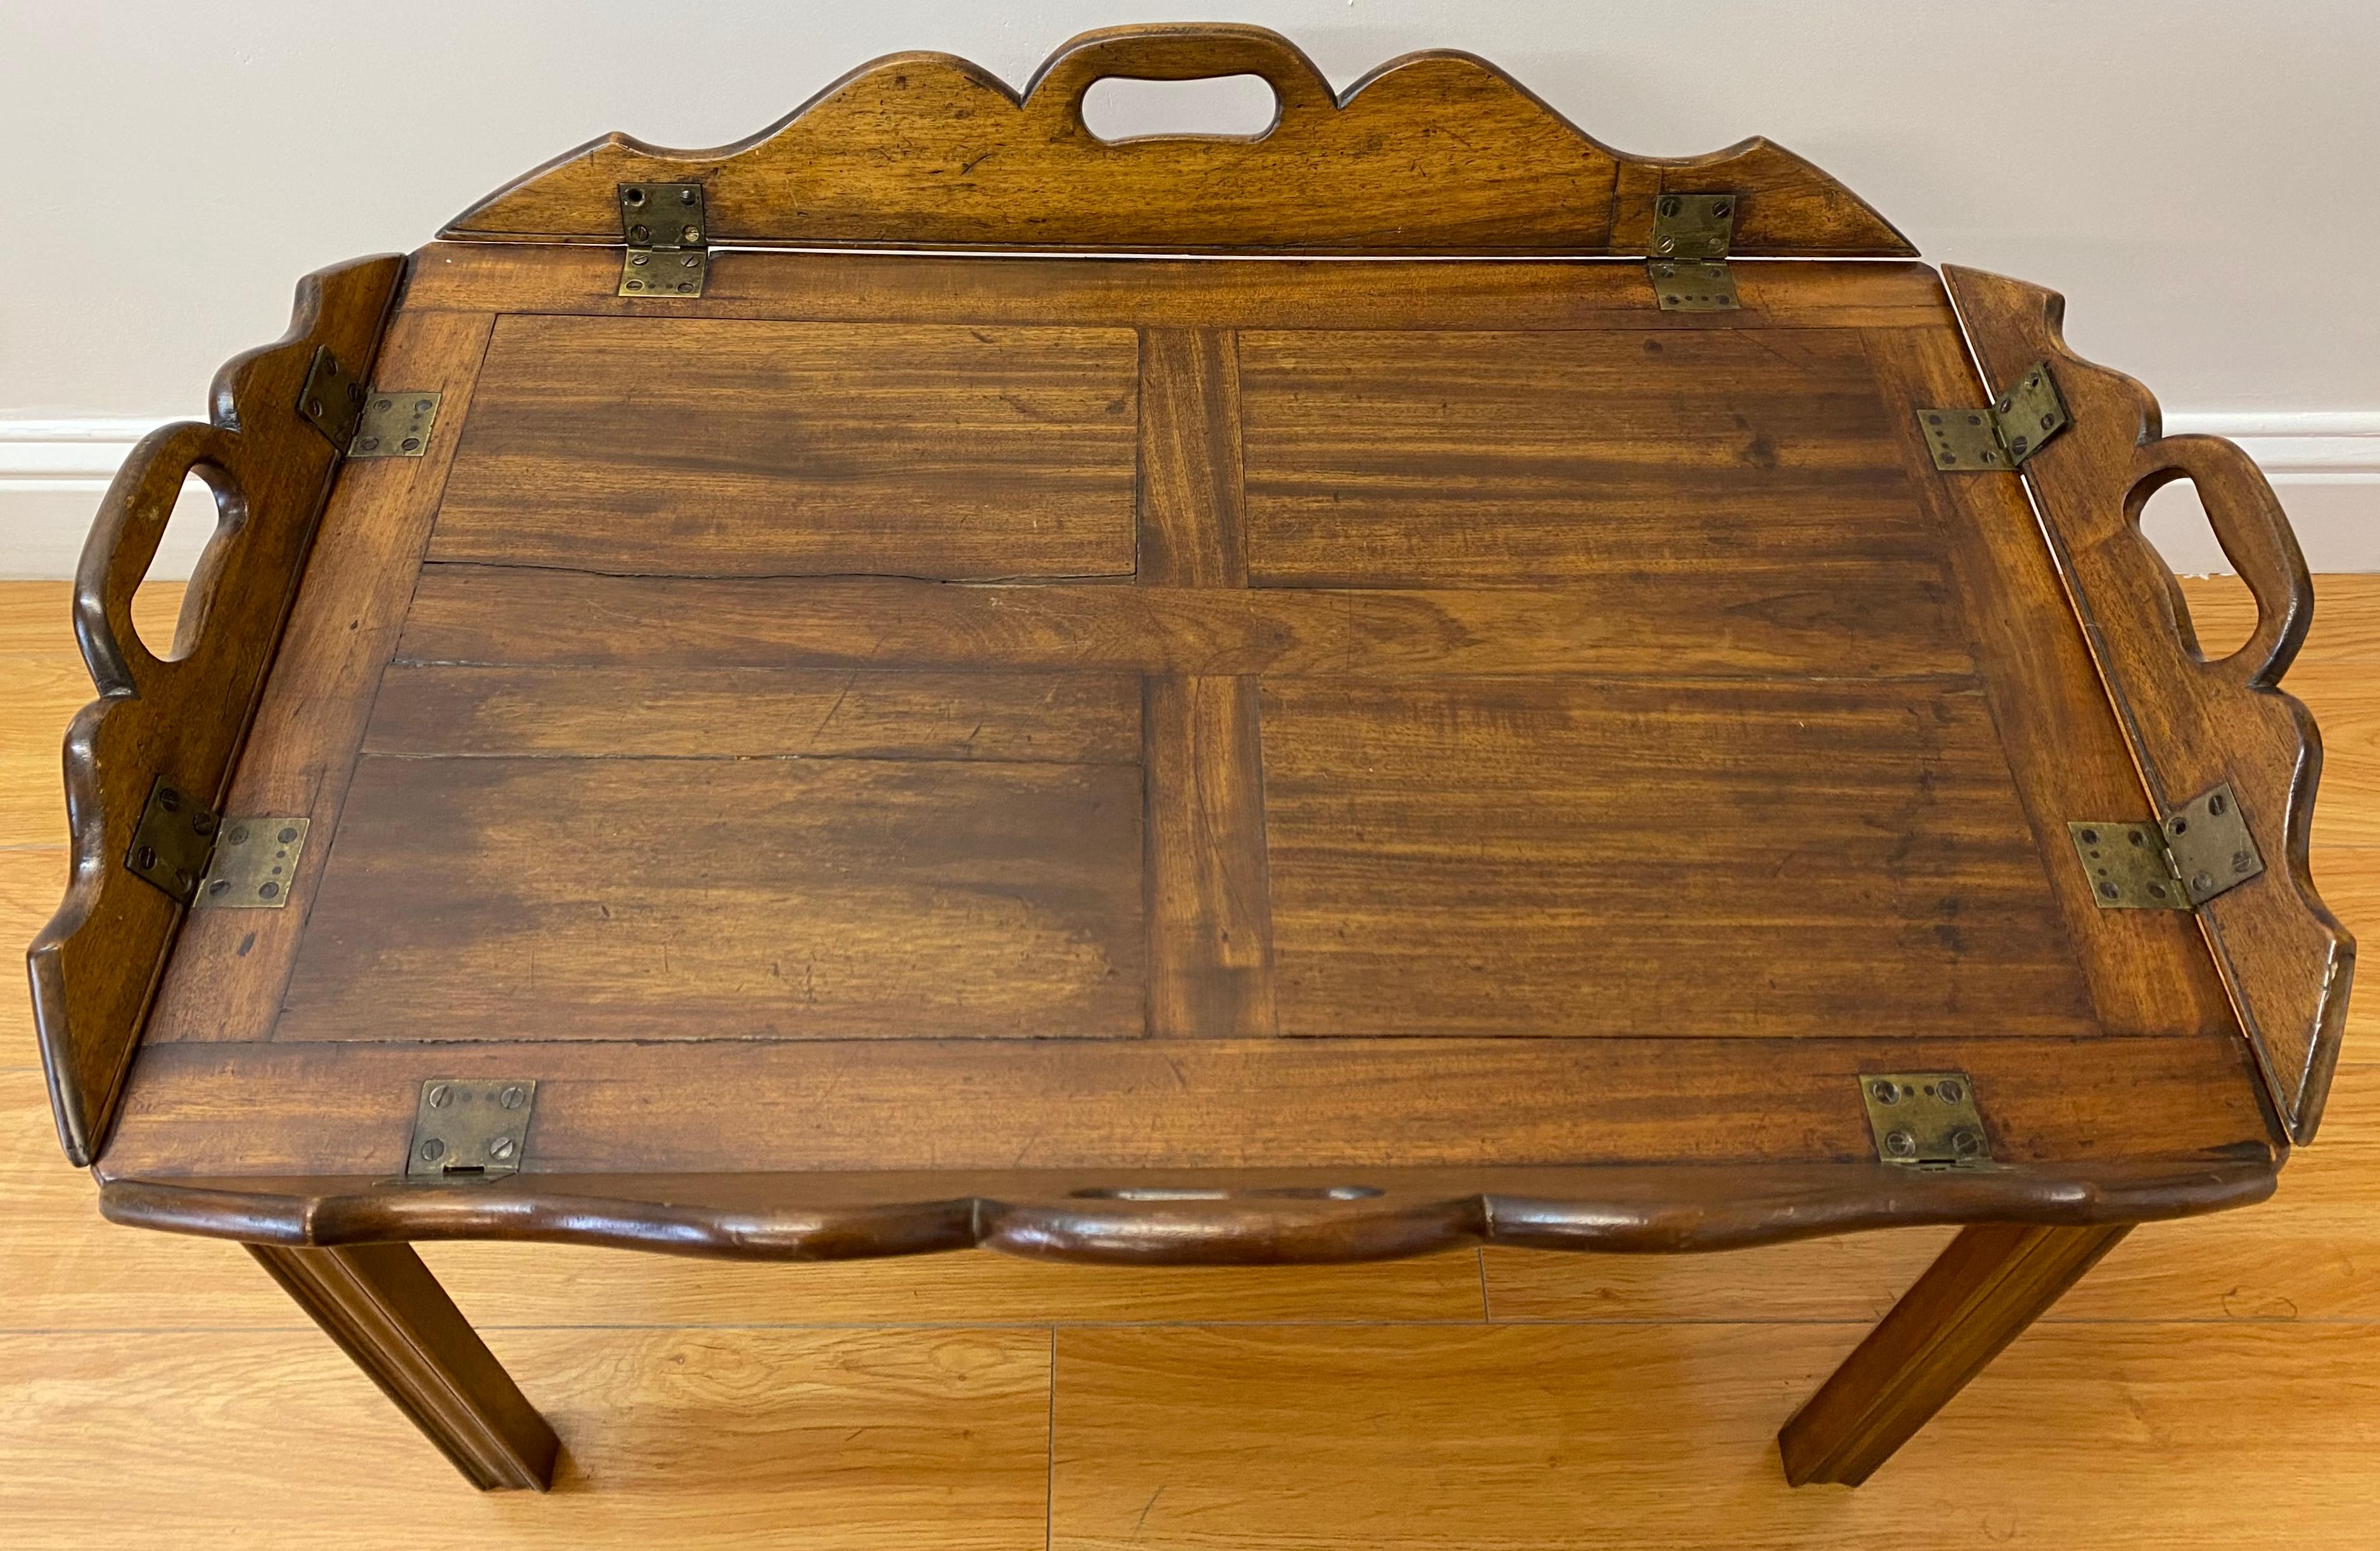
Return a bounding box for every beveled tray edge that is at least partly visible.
[99,1157,2277,1266]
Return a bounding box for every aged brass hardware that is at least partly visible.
[125,777,309,910]
[125,778,221,905]
[407,1079,539,1181]
[2069,781,2263,910]
[1860,1073,1992,1168]
[618,181,708,297]
[295,346,369,449]
[1918,361,2070,471]
[195,817,310,909]
[297,347,440,457]
[347,391,441,459]
[1647,193,1737,311]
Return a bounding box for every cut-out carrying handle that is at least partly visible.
[2131,433,2313,689]
[74,420,241,697]
[1029,23,1336,138]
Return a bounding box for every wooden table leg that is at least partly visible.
[249,1241,560,1491]
[1777,1222,2132,1486]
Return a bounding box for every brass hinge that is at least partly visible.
[618,181,708,298]
[1917,361,2069,471]
[296,347,442,459]
[1861,1072,1993,1168]
[125,777,309,909]
[407,1079,537,1180]
[2069,781,2264,910]
[1647,193,1737,312]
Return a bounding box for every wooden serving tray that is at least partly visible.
[28,23,2353,1493]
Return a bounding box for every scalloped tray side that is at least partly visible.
[98,1157,2277,1265]
[25,256,404,1166]
[442,23,1914,257]
[1945,265,2355,1144]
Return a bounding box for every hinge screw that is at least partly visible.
[1871,1080,1900,1104]
[499,1085,527,1109]
[426,1083,452,1108]
[1936,1078,1963,1103]
[1884,1129,1917,1158]
[419,1137,446,1163]
[489,1136,516,1161]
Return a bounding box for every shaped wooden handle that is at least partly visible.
[74,421,240,695]
[2130,433,2313,689]
[1944,262,2353,1144]
[28,254,401,1168]
[1028,23,1338,134]
[442,27,1916,255]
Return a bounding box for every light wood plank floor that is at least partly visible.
[3,575,2374,1548]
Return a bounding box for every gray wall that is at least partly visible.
[5,1,2375,573]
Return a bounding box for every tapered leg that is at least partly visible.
[250,1241,559,1491]
[1778,1222,2132,1486]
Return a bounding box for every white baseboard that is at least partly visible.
[0,419,222,580]
[4,411,2376,580]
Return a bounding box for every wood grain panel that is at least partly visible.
[1259,677,2095,1038]
[398,566,1973,681]
[0,1325,1052,1548]
[1047,1322,2380,1547]
[364,665,1142,764]
[1144,677,1276,1038]
[1862,326,2240,1042]
[97,1033,2269,1180]
[1238,328,1942,589]
[276,753,1144,1043]
[429,316,1138,579]
[1136,328,1246,588]
[143,311,497,1047]
[402,243,1962,333]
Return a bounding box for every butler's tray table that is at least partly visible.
[29,24,2353,1492]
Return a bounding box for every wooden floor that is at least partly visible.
[3,573,2376,1547]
